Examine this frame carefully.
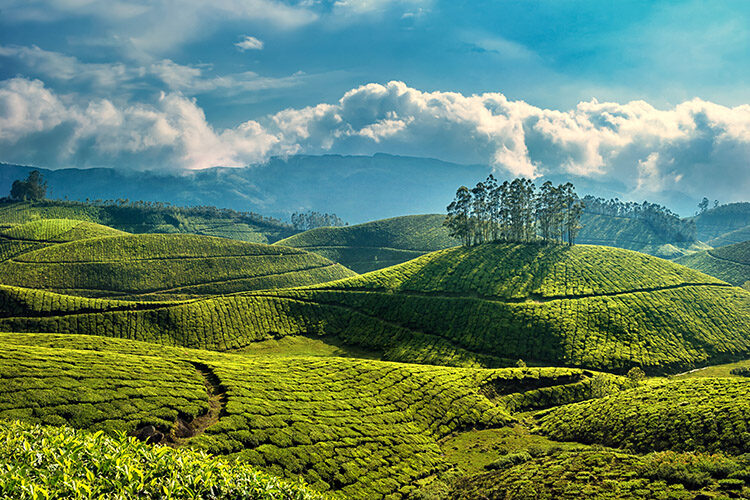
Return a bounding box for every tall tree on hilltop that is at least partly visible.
[445,186,473,246]
[10,170,47,201]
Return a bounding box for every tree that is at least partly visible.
[444,186,473,246]
[10,170,47,201]
[697,197,709,215]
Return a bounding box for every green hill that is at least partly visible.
[276,214,459,273]
[693,202,750,242]
[675,240,750,290]
[0,199,296,243]
[2,243,748,374]
[0,233,356,299]
[0,332,616,498]
[709,225,750,247]
[0,218,126,262]
[536,377,750,454]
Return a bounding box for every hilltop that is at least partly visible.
[692,202,750,243]
[276,214,459,273]
[676,240,750,290]
[0,232,356,299]
[3,242,747,373]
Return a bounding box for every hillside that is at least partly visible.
[0,332,617,498]
[276,214,459,273]
[693,202,750,242]
[0,200,295,244]
[0,233,356,299]
[675,240,750,290]
[0,218,126,262]
[2,243,748,374]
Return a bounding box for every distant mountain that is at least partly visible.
[0,154,702,224]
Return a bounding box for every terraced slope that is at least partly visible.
[2,243,748,373]
[451,449,749,499]
[675,240,750,289]
[0,233,356,298]
[0,218,126,262]
[536,378,750,454]
[0,332,613,498]
[0,200,296,243]
[276,214,459,273]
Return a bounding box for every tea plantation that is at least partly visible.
[0,233,356,298]
[676,240,750,289]
[276,214,460,273]
[536,378,750,454]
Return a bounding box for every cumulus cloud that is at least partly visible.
[235,36,264,51]
[1,78,749,203]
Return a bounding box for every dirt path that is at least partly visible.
[167,362,228,445]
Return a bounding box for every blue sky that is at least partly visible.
[1,0,749,203]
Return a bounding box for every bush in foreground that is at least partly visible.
[0,419,325,499]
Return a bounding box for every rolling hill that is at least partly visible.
[693,202,750,243]
[675,240,750,290]
[0,233,356,299]
[0,332,616,498]
[2,243,748,374]
[276,214,460,273]
[0,200,295,243]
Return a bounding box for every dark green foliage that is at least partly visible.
[9,171,47,201]
[676,240,750,287]
[276,214,459,273]
[451,450,750,499]
[693,202,750,242]
[0,419,325,499]
[0,233,356,298]
[536,378,750,454]
[290,211,346,230]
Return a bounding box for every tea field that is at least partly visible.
[676,240,750,289]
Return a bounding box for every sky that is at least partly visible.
[0,0,749,204]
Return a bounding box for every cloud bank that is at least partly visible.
[1,78,748,202]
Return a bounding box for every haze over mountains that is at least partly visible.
[0,154,700,223]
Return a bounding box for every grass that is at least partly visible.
[275,214,459,273]
[0,332,621,498]
[535,377,750,454]
[0,233,356,298]
[0,419,325,499]
[676,240,750,288]
[1,243,748,373]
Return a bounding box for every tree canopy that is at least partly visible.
[444,176,584,246]
[10,171,47,201]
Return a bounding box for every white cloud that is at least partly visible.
[1,78,749,203]
[235,36,264,51]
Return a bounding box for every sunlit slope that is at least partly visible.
[2,243,748,373]
[536,377,750,454]
[676,240,750,289]
[0,200,295,243]
[275,214,459,273]
[0,332,612,498]
[0,233,356,298]
[0,218,126,262]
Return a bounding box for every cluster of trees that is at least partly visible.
[583,195,696,242]
[9,171,47,201]
[696,197,720,215]
[444,176,585,246]
[291,211,347,231]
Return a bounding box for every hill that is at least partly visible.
[276,214,459,273]
[0,199,295,244]
[0,233,356,299]
[708,225,750,247]
[675,240,750,290]
[0,218,126,262]
[577,212,705,258]
[693,202,750,242]
[0,331,617,498]
[536,377,750,454]
[2,243,748,373]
